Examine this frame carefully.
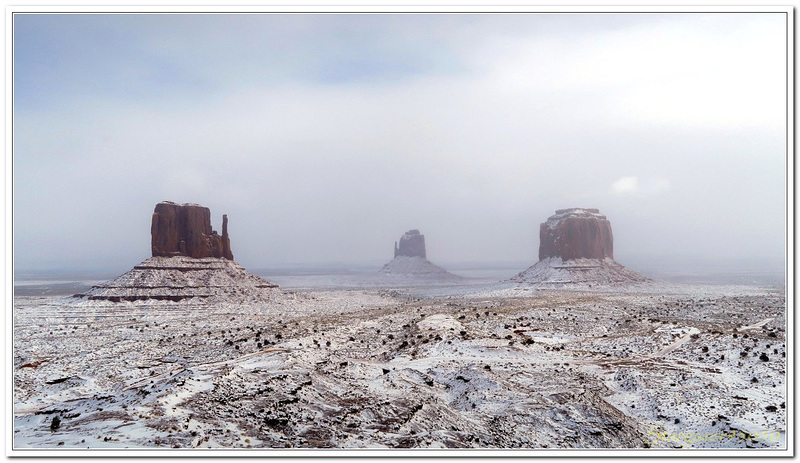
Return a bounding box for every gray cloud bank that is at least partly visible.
[13,13,787,274]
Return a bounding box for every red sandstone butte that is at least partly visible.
[394,229,426,258]
[150,201,233,260]
[538,208,614,261]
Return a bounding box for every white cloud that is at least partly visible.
[612,176,639,194]
[611,176,672,197]
[652,178,671,194]
[474,13,785,131]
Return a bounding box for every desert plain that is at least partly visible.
[12,276,786,450]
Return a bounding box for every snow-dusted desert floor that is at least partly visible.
[12,279,786,451]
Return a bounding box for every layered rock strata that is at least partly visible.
[80,256,279,303]
[511,257,649,287]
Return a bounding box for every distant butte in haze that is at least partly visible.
[381,229,461,281]
[394,229,426,259]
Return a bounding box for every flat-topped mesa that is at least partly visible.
[539,208,613,261]
[151,201,234,260]
[394,229,426,259]
[512,207,648,287]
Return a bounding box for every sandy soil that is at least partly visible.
[12,281,786,450]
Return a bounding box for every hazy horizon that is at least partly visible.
[14,252,785,282]
[13,12,788,275]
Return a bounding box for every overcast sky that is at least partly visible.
[13,12,788,273]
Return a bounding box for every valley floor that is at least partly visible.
[12,282,787,452]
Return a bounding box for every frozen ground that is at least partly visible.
[12,275,787,451]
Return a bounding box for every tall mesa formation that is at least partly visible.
[394,229,426,259]
[79,201,278,304]
[151,201,233,260]
[539,208,613,261]
[513,208,648,286]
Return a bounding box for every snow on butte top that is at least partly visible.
[547,208,606,228]
[158,200,204,208]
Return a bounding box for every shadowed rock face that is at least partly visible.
[394,229,426,258]
[539,208,613,261]
[151,202,233,260]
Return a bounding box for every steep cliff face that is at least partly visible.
[151,202,233,260]
[538,208,613,261]
[394,229,426,258]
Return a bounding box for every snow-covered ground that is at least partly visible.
[378,256,462,281]
[12,273,786,451]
